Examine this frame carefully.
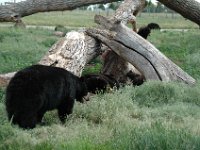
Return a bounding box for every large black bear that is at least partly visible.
[82,74,119,94]
[6,65,88,129]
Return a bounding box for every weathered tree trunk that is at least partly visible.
[0,0,198,87]
[101,50,142,83]
[100,0,146,84]
[158,0,200,26]
[39,31,101,77]
[0,0,119,22]
[86,15,195,84]
[0,72,16,87]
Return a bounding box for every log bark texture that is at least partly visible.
[158,0,200,26]
[0,0,197,86]
[86,15,196,84]
[39,31,101,77]
[100,0,146,83]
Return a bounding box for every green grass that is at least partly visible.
[0,83,200,150]
[0,27,59,73]
[0,12,200,149]
[0,11,199,29]
[148,30,200,79]
[137,13,199,29]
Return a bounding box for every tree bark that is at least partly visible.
[0,0,119,22]
[158,0,200,26]
[100,0,146,84]
[0,0,197,86]
[86,15,195,84]
[39,31,101,77]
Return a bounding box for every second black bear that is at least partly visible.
[6,65,88,129]
[147,23,161,30]
[82,74,119,94]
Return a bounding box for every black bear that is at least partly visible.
[6,65,88,129]
[137,26,151,39]
[82,74,119,94]
[147,23,161,30]
[126,71,145,86]
[137,23,161,39]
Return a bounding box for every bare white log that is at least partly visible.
[0,0,197,87]
[39,31,101,77]
[0,72,16,87]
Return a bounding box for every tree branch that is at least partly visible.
[0,0,119,22]
[158,0,200,26]
[86,15,196,85]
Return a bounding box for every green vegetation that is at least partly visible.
[0,10,198,29]
[148,30,200,79]
[0,82,200,150]
[23,11,200,29]
[0,27,58,73]
[0,11,200,149]
[23,11,97,28]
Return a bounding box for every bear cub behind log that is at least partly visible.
[82,74,119,94]
[6,65,88,129]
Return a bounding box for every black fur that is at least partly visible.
[137,23,160,39]
[82,74,119,94]
[137,26,151,39]
[147,23,161,30]
[126,71,145,86]
[6,65,88,129]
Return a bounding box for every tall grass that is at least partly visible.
[149,30,200,79]
[0,27,58,73]
[0,24,200,149]
[0,82,200,150]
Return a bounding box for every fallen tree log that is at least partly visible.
[86,15,196,84]
[38,31,101,77]
[100,0,146,84]
[0,0,196,87]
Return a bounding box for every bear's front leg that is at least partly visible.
[57,98,75,123]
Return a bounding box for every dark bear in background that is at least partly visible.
[137,22,161,39]
[147,23,161,30]
[82,74,119,94]
[126,71,145,86]
[137,26,151,39]
[6,65,88,129]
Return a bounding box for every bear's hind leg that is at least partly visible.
[19,114,37,129]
